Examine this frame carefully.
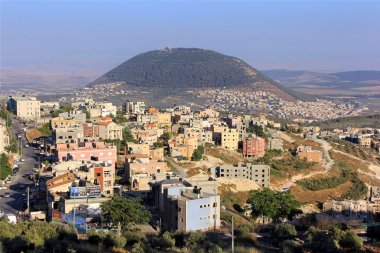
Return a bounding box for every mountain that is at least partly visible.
[263,70,380,95]
[89,48,309,101]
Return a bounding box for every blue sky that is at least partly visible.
[1,0,379,75]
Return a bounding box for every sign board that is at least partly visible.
[70,185,102,199]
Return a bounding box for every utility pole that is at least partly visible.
[73,206,76,227]
[231,216,234,253]
[27,187,30,214]
[214,184,217,231]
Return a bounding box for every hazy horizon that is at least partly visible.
[1,1,380,76]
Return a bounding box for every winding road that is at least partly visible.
[278,138,335,191]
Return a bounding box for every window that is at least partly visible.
[81,154,85,158]
[200,205,203,208]
[108,152,112,156]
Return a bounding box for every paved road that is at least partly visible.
[0,116,37,215]
[165,157,188,178]
[314,138,335,170]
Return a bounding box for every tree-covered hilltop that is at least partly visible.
[88,48,310,101]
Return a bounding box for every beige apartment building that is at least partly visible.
[97,117,123,140]
[7,96,41,120]
[221,128,239,150]
[0,119,10,154]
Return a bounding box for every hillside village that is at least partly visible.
[55,82,367,121]
[1,95,380,252]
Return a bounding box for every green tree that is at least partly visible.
[38,123,52,136]
[162,132,173,141]
[50,110,59,118]
[0,109,12,127]
[247,188,301,222]
[113,111,129,123]
[153,141,165,148]
[248,123,269,139]
[84,110,91,120]
[192,145,204,161]
[59,104,74,113]
[0,153,12,180]
[5,141,18,153]
[101,196,151,236]
[123,128,135,142]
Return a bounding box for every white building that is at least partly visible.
[7,96,41,120]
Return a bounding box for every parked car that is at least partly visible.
[25,144,29,148]
[23,173,31,178]
[19,184,26,190]
[3,192,11,198]
[0,186,7,190]
[5,179,12,184]
[20,158,25,162]
[12,172,17,176]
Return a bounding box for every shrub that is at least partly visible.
[208,244,223,253]
[44,239,70,253]
[339,230,363,251]
[367,225,380,240]
[235,225,251,238]
[131,242,145,253]
[279,239,303,253]
[88,233,102,245]
[173,230,186,247]
[161,232,175,249]
[273,224,297,243]
[187,231,205,249]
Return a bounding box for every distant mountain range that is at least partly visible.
[263,70,380,95]
[89,48,309,101]
[0,69,94,95]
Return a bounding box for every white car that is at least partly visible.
[0,186,7,190]
[5,179,12,184]
[20,158,25,162]
[3,192,11,198]
[25,144,29,148]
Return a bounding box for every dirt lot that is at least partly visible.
[206,147,244,164]
[217,178,261,192]
[290,181,353,204]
